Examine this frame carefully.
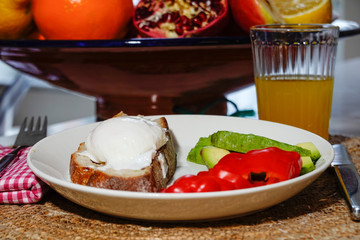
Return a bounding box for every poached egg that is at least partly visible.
[83,116,168,170]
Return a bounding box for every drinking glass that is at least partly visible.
[250,24,340,139]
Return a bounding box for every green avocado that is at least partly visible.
[296,142,321,162]
[200,146,230,168]
[300,156,316,175]
[187,136,212,165]
[211,131,311,157]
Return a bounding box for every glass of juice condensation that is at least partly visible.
[250,24,340,140]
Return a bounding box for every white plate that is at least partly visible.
[27,115,334,221]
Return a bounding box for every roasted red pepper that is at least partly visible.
[162,147,302,193]
[214,147,302,183]
[162,173,235,193]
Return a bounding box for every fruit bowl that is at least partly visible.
[0,36,254,119]
[0,20,359,119]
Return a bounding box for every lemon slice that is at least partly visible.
[270,0,332,24]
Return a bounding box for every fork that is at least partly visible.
[0,116,47,174]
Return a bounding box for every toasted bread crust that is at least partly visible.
[70,116,177,192]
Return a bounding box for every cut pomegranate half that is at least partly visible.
[133,0,229,38]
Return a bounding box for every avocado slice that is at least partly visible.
[300,156,316,175]
[296,142,321,162]
[187,136,212,165]
[211,131,311,157]
[200,146,230,168]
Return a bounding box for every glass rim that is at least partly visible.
[250,24,340,32]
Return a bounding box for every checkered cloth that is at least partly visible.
[0,146,48,204]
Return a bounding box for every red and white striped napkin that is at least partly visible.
[0,146,49,204]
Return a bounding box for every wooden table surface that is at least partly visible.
[1,135,359,240]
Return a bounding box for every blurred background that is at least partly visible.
[0,0,359,137]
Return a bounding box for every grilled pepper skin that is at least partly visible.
[162,147,302,193]
[214,147,302,183]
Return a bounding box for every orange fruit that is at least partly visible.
[270,0,332,24]
[32,0,134,40]
[230,0,332,32]
[0,0,34,39]
[229,0,282,33]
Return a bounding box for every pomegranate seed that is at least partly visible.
[192,16,202,28]
[183,25,194,31]
[135,6,153,20]
[211,2,223,14]
[208,15,214,23]
[171,12,180,22]
[175,17,182,24]
[148,21,158,28]
[175,26,184,36]
[198,12,207,21]
[160,13,170,23]
[180,16,190,26]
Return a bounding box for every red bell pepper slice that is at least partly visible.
[162,172,236,193]
[214,147,302,184]
[162,147,302,193]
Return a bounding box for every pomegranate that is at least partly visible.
[133,0,229,38]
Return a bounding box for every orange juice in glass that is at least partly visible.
[250,24,339,139]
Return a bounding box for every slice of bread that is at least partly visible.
[70,114,177,192]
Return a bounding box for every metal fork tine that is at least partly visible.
[15,116,47,146]
[42,116,48,133]
[35,116,41,131]
[19,117,28,133]
[28,117,34,132]
[14,117,28,143]
[1,116,48,174]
